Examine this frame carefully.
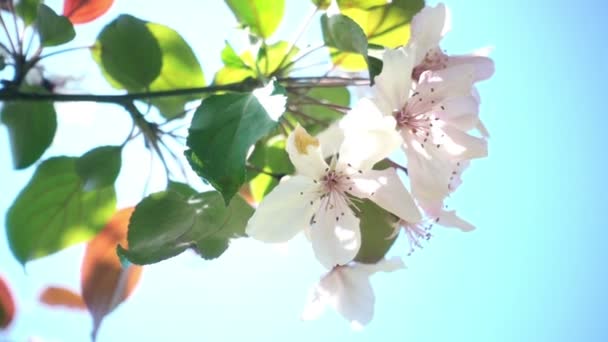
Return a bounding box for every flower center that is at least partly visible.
[412,47,449,81]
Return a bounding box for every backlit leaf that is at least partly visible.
[0,276,15,330]
[36,4,76,47]
[225,0,285,38]
[186,92,278,203]
[353,199,399,264]
[39,286,86,310]
[6,157,116,264]
[1,92,57,169]
[81,208,142,340]
[75,146,122,191]
[119,188,253,264]
[63,0,114,24]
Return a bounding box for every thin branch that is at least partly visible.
[0,11,16,53]
[386,159,408,175]
[246,164,284,179]
[35,45,93,61]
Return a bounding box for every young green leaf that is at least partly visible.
[6,157,116,265]
[92,14,162,90]
[353,199,400,264]
[1,96,57,169]
[286,86,350,134]
[119,188,253,264]
[75,146,122,191]
[145,22,206,119]
[15,0,41,26]
[186,92,278,204]
[321,13,368,56]
[36,4,76,47]
[329,0,424,70]
[225,0,285,38]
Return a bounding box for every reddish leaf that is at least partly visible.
[39,286,86,310]
[63,0,114,24]
[0,276,15,330]
[81,208,143,339]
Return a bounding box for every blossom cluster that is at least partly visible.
[246,3,494,328]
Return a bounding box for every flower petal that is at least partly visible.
[410,3,451,64]
[439,124,488,160]
[447,54,495,82]
[435,96,479,131]
[310,202,361,269]
[372,47,415,115]
[286,125,329,179]
[339,99,402,171]
[246,175,320,243]
[438,210,475,231]
[316,122,344,159]
[348,168,422,223]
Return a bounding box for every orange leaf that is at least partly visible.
[81,208,143,339]
[0,276,16,330]
[39,286,86,310]
[63,0,114,24]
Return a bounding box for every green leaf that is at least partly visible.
[92,14,162,90]
[247,137,293,203]
[353,199,399,264]
[331,0,424,70]
[368,55,383,84]
[321,13,368,56]
[16,0,41,26]
[221,41,249,68]
[186,92,278,204]
[119,189,253,265]
[6,157,116,265]
[36,4,75,47]
[145,22,206,119]
[75,146,122,191]
[1,94,57,169]
[225,0,285,38]
[257,41,299,76]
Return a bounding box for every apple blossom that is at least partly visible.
[246,116,421,269]
[301,257,405,329]
[409,3,494,82]
[366,45,487,220]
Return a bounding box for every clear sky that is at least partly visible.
[1,0,607,341]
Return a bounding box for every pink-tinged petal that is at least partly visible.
[246,176,320,243]
[410,3,450,64]
[373,47,415,114]
[286,125,329,180]
[339,99,402,171]
[310,202,361,269]
[417,64,475,99]
[437,210,476,232]
[439,124,488,160]
[447,54,495,82]
[348,168,422,223]
[404,139,457,204]
[435,96,479,131]
[302,257,404,327]
[476,120,490,138]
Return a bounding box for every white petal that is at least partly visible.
[439,124,488,160]
[310,202,361,269]
[437,210,476,232]
[353,256,406,274]
[333,267,375,328]
[405,139,457,203]
[246,176,320,243]
[286,125,329,179]
[338,99,402,171]
[417,64,475,99]
[410,4,450,64]
[447,54,495,82]
[435,96,479,131]
[316,123,344,159]
[372,47,415,114]
[348,168,422,223]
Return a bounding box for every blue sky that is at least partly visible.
[1,0,608,341]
